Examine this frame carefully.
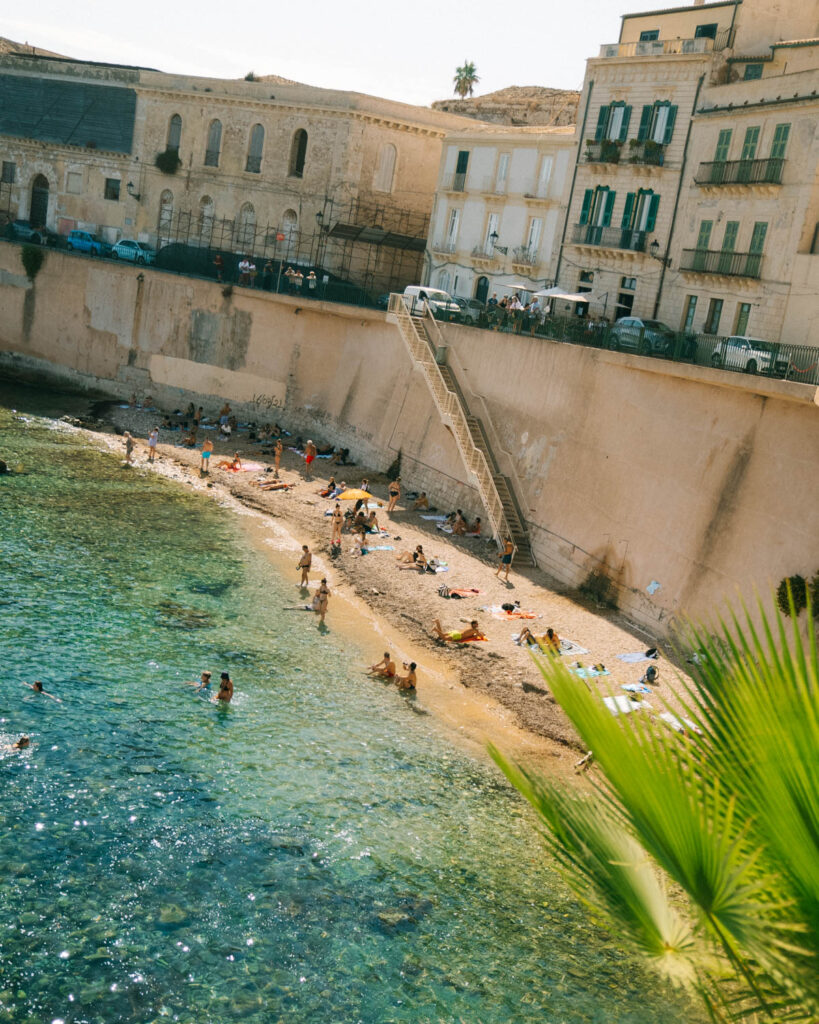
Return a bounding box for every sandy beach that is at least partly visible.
[83,400,688,776]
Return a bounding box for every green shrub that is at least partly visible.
[776,574,807,616]
[21,244,45,281]
[155,149,181,175]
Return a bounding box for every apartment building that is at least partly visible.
[426,125,575,302]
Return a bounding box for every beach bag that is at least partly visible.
[438,584,450,598]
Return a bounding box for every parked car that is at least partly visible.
[609,316,677,356]
[403,285,462,320]
[110,239,157,265]
[453,297,485,323]
[6,220,58,245]
[66,230,111,256]
[710,336,788,376]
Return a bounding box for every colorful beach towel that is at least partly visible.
[572,665,610,679]
[622,682,651,695]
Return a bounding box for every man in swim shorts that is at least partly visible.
[298,545,312,587]
[201,438,213,474]
[215,672,233,703]
[304,440,316,480]
[147,428,159,463]
[431,619,481,642]
[495,537,514,581]
[368,652,396,679]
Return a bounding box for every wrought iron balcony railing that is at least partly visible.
[680,248,763,278]
[694,158,784,186]
[571,223,647,252]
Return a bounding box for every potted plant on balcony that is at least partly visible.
[643,139,664,166]
[600,139,622,164]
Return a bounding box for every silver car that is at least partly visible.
[710,336,788,376]
[110,239,157,265]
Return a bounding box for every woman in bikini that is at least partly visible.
[313,578,330,624]
[396,545,426,571]
[387,477,401,513]
[330,503,343,545]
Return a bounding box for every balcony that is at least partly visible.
[430,239,458,256]
[585,140,624,165]
[694,158,784,187]
[571,223,647,253]
[443,171,467,192]
[680,248,763,279]
[627,139,667,167]
[470,245,499,267]
[511,245,539,270]
[598,28,734,58]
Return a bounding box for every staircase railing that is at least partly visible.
[387,293,514,548]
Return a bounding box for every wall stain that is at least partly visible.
[22,285,35,342]
[188,308,251,370]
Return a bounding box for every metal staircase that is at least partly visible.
[386,294,534,565]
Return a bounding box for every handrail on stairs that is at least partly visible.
[386,293,514,548]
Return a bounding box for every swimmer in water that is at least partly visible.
[186,670,212,694]
[215,672,233,703]
[9,735,30,750]
[23,680,62,703]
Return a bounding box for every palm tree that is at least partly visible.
[453,62,480,99]
[491,596,819,1024]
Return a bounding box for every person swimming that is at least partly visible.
[22,680,62,702]
[186,670,212,694]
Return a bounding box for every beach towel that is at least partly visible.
[603,695,651,715]
[492,609,537,620]
[622,682,651,695]
[616,649,660,663]
[657,711,703,735]
[222,460,265,473]
[420,514,448,521]
[559,639,590,657]
[365,545,394,551]
[572,666,610,679]
[436,524,454,534]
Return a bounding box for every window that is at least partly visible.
[289,129,308,178]
[694,23,718,39]
[453,149,469,190]
[373,143,396,192]
[594,102,632,142]
[495,153,509,193]
[682,295,698,331]
[639,29,659,41]
[579,270,595,283]
[637,102,677,145]
[445,208,460,247]
[1,161,15,183]
[526,217,543,255]
[65,171,82,194]
[236,202,256,249]
[245,124,264,173]
[747,221,768,275]
[770,123,790,160]
[704,298,723,334]
[743,63,763,80]
[714,128,732,162]
[483,212,499,255]
[579,186,616,228]
[621,189,659,234]
[437,270,451,292]
[537,155,553,197]
[104,178,120,201]
[696,220,713,250]
[167,114,182,153]
[734,302,751,335]
[615,291,634,318]
[204,120,222,167]
[741,126,760,161]
[718,220,739,272]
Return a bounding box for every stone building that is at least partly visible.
[426,125,576,301]
[0,51,472,294]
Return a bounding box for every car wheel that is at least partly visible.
[111,250,118,259]
[711,352,723,368]
[67,243,74,251]
[637,338,650,356]
[745,359,757,375]
[136,255,145,265]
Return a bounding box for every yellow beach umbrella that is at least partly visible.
[338,489,375,501]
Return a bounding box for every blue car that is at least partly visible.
[66,229,110,256]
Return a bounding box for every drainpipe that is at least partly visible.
[652,73,705,320]
[554,79,594,287]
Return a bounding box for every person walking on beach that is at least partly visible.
[274,438,283,475]
[215,672,234,703]
[123,431,135,465]
[313,578,330,625]
[304,440,316,480]
[201,437,214,474]
[495,537,514,581]
[298,545,312,587]
[147,428,159,463]
[387,476,401,513]
[331,503,343,545]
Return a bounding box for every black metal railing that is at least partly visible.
[511,245,539,265]
[446,172,467,192]
[572,223,647,252]
[694,158,784,186]
[680,248,763,278]
[585,141,623,164]
[627,140,666,166]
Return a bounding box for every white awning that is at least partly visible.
[533,287,590,302]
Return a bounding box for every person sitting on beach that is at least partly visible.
[329,480,345,499]
[144,395,154,408]
[331,447,350,466]
[351,531,368,557]
[396,545,427,571]
[452,510,468,536]
[368,652,396,679]
[22,680,62,702]
[195,406,204,426]
[215,672,233,703]
[431,619,483,642]
[162,415,174,429]
[412,492,430,510]
[516,627,560,653]
[218,453,243,471]
[129,393,137,408]
[185,670,212,694]
[359,478,370,494]
[353,511,368,535]
[183,426,198,448]
[185,402,196,419]
[466,516,482,537]
[365,510,380,534]
[395,662,417,690]
[318,476,337,498]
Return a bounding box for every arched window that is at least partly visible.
[204,120,222,167]
[237,202,256,250]
[373,143,396,192]
[158,189,174,240]
[282,208,298,255]
[289,129,307,178]
[198,195,214,242]
[167,114,182,154]
[30,173,49,227]
[246,124,264,173]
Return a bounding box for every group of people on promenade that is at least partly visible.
[220,254,319,295]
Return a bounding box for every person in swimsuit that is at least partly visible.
[147,428,159,463]
[368,652,396,679]
[495,537,515,581]
[218,453,243,471]
[395,662,417,690]
[432,619,481,642]
[22,680,62,702]
[11,735,30,750]
[412,492,429,510]
[274,439,283,475]
[304,440,317,480]
[314,578,330,625]
[186,670,212,693]
[396,545,426,571]
[215,672,233,703]
[298,545,312,587]
[466,516,482,537]
[201,438,214,474]
[516,627,560,653]
[330,503,343,545]
[387,477,401,513]
[123,431,135,465]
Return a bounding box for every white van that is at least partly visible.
[403,285,461,320]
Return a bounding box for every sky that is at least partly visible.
[4,0,674,106]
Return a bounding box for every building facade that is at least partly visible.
[0,53,472,294]
[426,126,575,302]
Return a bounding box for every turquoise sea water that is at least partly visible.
[0,386,697,1024]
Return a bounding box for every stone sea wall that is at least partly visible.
[1,241,818,634]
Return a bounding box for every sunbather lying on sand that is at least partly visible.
[256,479,295,491]
[217,454,243,471]
[396,545,427,571]
[432,619,484,642]
[516,626,561,653]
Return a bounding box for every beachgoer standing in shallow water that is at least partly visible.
[298,545,312,587]
[201,438,213,474]
[495,537,514,581]
[124,431,135,465]
[304,440,316,480]
[186,670,212,693]
[314,578,330,625]
[147,428,159,463]
[215,672,233,703]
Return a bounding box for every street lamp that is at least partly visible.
[126,181,141,201]
[649,239,672,267]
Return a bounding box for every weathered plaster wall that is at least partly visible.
[1,242,817,634]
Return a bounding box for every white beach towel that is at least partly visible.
[604,695,652,715]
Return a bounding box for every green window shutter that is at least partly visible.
[637,105,652,141]
[663,105,677,145]
[619,105,632,142]
[645,193,660,232]
[621,192,635,228]
[770,123,790,159]
[579,189,593,225]
[722,221,739,252]
[696,220,713,249]
[749,221,768,253]
[603,190,616,226]
[594,106,609,142]
[714,129,732,162]
[741,126,760,161]
[455,150,469,174]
